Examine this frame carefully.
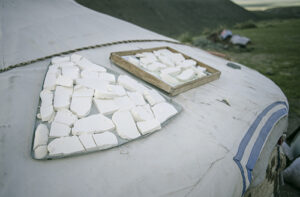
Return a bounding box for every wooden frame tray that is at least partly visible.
[110,46,221,96]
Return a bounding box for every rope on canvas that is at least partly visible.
[0,39,195,73]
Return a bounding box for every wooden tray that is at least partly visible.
[110,46,221,96]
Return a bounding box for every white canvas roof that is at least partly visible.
[0,0,173,69]
[0,0,288,197]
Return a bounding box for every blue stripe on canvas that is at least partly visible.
[246,108,288,182]
[233,101,288,195]
[233,159,247,194]
[234,101,287,162]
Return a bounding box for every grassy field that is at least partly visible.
[190,19,300,134]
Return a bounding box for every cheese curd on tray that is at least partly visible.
[33,54,181,160]
[121,49,209,87]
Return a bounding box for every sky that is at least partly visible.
[231,0,300,11]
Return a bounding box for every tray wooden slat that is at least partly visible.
[110,46,221,96]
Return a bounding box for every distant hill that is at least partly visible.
[76,0,256,37]
[254,6,300,19]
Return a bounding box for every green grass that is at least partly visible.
[193,19,300,133]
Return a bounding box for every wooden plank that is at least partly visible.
[110,46,221,96]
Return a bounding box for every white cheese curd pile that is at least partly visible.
[34,54,179,159]
[122,49,209,86]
